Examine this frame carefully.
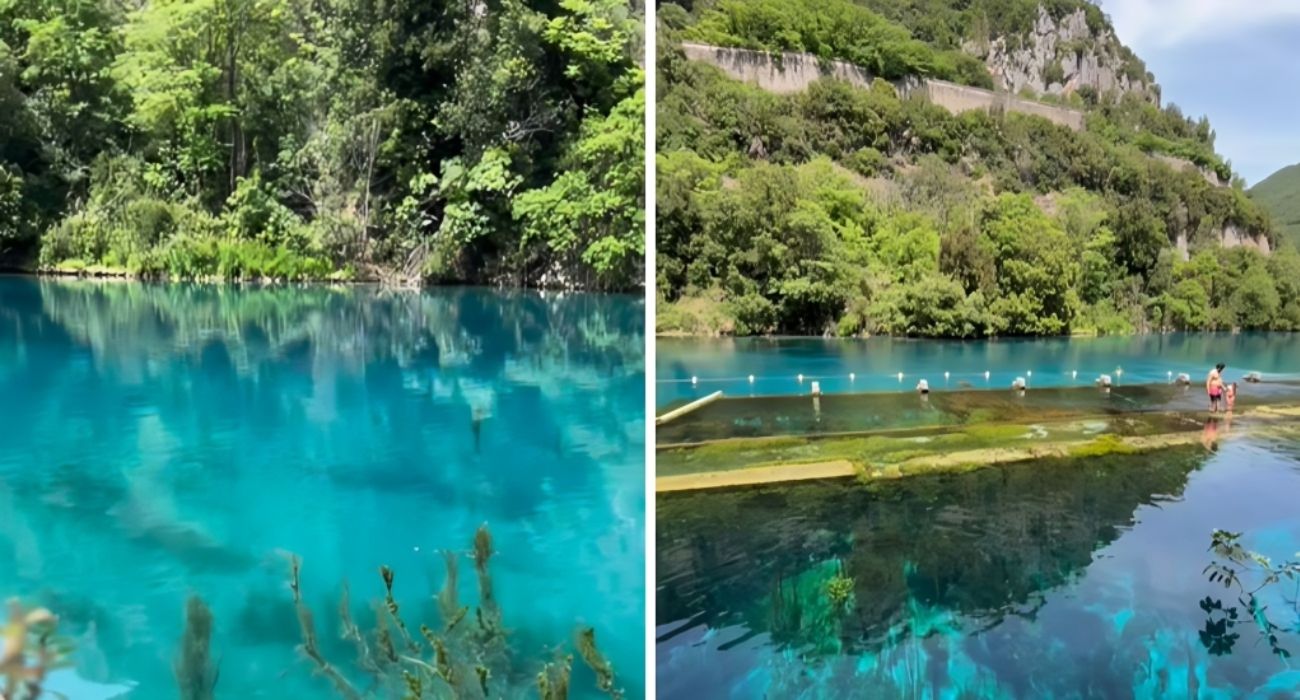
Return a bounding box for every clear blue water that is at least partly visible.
[657,336,1300,407]
[657,435,1300,698]
[0,277,645,698]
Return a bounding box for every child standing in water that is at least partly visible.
[1226,382,1237,412]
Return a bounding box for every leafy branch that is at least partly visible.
[1201,529,1300,660]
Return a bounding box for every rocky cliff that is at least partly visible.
[966,6,1159,104]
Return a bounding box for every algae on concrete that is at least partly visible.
[657,407,1300,491]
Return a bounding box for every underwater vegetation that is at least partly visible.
[174,596,218,700]
[659,446,1209,655]
[0,600,65,700]
[286,525,624,699]
[658,411,1208,480]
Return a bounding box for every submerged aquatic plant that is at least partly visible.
[576,627,621,699]
[1202,529,1300,660]
[0,600,65,700]
[765,559,858,657]
[825,575,854,610]
[175,596,219,700]
[286,524,623,699]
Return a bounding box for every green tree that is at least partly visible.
[1160,278,1210,330]
[980,194,1080,334]
[1229,265,1282,329]
[515,82,646,289]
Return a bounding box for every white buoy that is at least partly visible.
[984,370,991,380]
[748,374,755,383]
[1116,368,1124,378]
[1072,370,1077,379]
[944,371,950,381]
[691,376,698,386]
[797,373,804,383]
[849,372,856,381]
[897,372,904,382]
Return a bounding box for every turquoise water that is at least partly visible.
[657,435,1300,698]
[657,382,1300,444]
[657,336,1300,407]
[0,277,645,698]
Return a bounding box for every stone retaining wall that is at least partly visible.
[681,43,1229,189]
[681,42,1082,130]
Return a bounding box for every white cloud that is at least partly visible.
[1103,0,1300,49]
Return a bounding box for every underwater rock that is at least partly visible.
[44,669,136,700]
[68,620,116,686]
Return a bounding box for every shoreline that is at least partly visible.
[654,329,1291,340]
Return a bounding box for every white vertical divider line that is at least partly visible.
[642,1,658,697]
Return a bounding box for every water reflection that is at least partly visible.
[658,440,1300,697]
[0,276,646,698]
[660,447,1206,650]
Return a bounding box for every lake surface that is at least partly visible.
[0,277,645,699]
[657,433,1300,698]
[657,336,1300,407]
[657,382,1300,445]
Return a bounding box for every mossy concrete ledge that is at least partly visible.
[654,432,1205,493]
[657,460,857,492]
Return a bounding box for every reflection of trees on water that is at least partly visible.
[657,447,1208,656]
[30,280,643,379]
[17,278,646,506]
[0,278,646,692]
[6,279,646,527]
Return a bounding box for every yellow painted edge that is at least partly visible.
[656,459,856,492]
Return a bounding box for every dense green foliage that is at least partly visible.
[0,0,643,288]
[656,31,1299,336]
[672,0,1149,92]
[1250,163,1300,249]
[682,0,994,87]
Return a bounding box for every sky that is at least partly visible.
[1102,0,1300,186]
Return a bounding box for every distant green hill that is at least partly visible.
[657,0,1300,336]
[1250,164,1300,249]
